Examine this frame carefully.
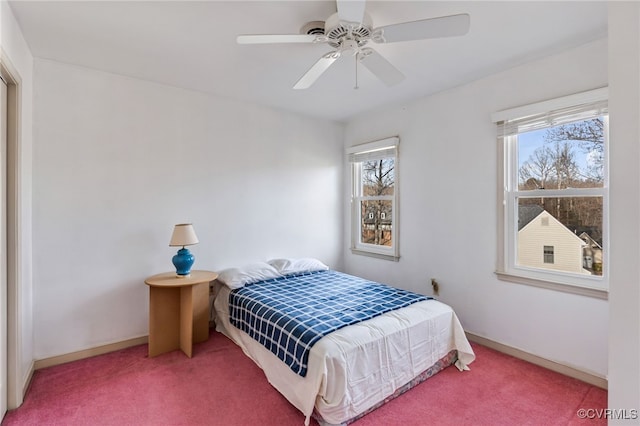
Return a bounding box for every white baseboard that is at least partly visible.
[465,332,607,389]
[33,336,148,370]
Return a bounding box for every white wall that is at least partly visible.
[343,38,609,377]
[1,0,34,407]
[32,59,344,359]
[608,3,640,420]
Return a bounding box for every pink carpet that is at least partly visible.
[3,330,607,425]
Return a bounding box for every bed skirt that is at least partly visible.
[312,349,458,426]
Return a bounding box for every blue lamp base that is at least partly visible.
[172,247,195,277]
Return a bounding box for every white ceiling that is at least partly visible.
[8,1,607,122]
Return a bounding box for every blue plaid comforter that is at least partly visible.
[228,270,431,377]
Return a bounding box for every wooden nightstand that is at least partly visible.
[145,270,218,358]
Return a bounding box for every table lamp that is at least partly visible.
[169,223,199,277]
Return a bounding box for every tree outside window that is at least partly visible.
[360,158,394,247]
[348,137,399,261]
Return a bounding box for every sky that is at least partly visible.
[518,128,594,173]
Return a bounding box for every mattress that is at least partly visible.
[228,269,431,377]
[213,276,475,425]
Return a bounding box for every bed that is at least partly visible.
[211,258,475,425]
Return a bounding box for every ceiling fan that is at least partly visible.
[237,0,470,89]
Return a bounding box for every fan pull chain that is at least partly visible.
[354,54,359,90]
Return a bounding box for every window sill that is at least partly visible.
[495,271,608,300]
[351,248,400,262]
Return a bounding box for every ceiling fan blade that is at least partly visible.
[373,13,470,44]
[294,52,340,90]
[337,0,367,23]
[237,34,318,44]
[359,48,404,87]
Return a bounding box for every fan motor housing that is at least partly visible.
[301,13,373,49]
[324,12,373,48]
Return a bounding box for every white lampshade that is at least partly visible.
[169,223,199,247]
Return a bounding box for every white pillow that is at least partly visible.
[267,257,329,276]
[217,262,282,289]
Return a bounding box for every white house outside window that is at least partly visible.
[493,88,608,298]
[348,137,399,261]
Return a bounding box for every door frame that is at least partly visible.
[0,59,7,418]
[1,50,25,410]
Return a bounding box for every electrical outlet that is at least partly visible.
[431,278,439,296]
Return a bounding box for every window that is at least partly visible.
[493,88,608,297]
[543,246,554,264]
[348,137,399,261]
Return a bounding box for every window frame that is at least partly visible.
[543,246,554,264]
[347,137,400,261]
[493,88,609,299]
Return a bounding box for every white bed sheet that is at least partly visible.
[213,282,475,425]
